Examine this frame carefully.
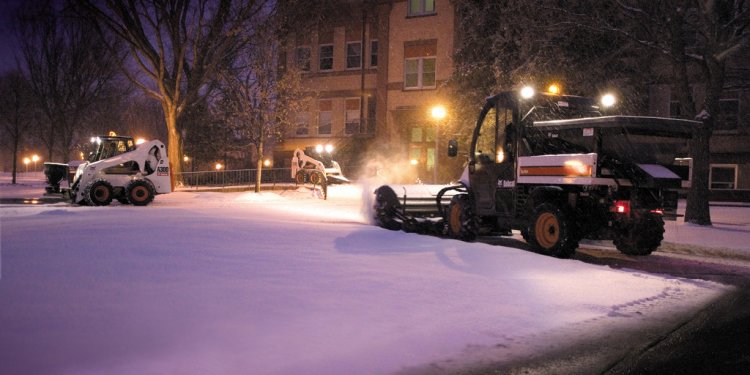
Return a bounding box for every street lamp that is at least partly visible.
[23,157,30,173]
[31,154,40,172]
[431,105,447,183]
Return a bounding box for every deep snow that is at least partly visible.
[1,174,747,374]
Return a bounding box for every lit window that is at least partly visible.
[404,57,436,89]
[710,164,737,189]
[319,44,333,71]
[408,0,436,16]
[346,42,362,69]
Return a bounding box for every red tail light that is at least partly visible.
[650,209,664,215]
[610,200,631,215]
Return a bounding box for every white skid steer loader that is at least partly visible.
[46,135,173,206]
[290,145,349,185]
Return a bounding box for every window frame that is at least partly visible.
[295,46,311,72]
[407,0,436,17]
[404,57,437,90]
[319,44,334,72]
[344,97,361,135]
[370,40,378,68]
[709,164,738,190]
[346,41,362,70]
[295,112,310,137]
[318,101,332,135]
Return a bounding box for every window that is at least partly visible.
[318,100,332,135]
[409,125,436,171]
[319,44,333,71]
[295,46,311,71]
[370,40,378,67]
[345,98,360,135]
[404,57,436,89]
[346,42,362,69]
[408,0,436,16]
[717,99,739,131]
[295,113,310,136]
[710,164,737,189]
[670,101,682,119]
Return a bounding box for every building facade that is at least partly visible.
[277,0,457,182]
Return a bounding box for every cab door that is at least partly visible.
[469,102,515,217]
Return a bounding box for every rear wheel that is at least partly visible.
[447,194,477,241]
[527,203,579,258]
[373,187,401,230]
[84,180,113,206]
[614,213,664,255]
[126,180,155,206]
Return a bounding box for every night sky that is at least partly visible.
[0,0,26,73]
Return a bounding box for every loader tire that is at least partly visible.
[310,171,324,185]
[295,171,306,185]
[614,213,664,256]
[527,203,579,258]
[447,194,477,241]
[126,180,155,206]
[373,186,401,230]
[84,180,113,206]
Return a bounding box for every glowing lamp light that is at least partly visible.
[520,86,535,99]
[431,105,447,120]
[410,159,418,166]
[23,157,30,165]
[547,84,561,95]
[496,150,505,163]
[325,144,334,153]
[31,155,39,163]
[315,144,324,153]
[601,93,616,108]
[183,155,190,162]
[108,131,117,136]
[215,163,223,170]
[263,159,271,167]
[135,138,146,145]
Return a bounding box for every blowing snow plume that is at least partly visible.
[355,151,422,226]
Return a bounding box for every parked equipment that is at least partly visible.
[373,87,697,257]
[44,135,172,206]
[291,145,349,185]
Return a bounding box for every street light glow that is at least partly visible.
[601,93,616,107]
[431,105,447,120]
[548,84,561,94]
[215,163,223,170]
[520,86,535,99]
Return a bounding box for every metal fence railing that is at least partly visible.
[176,168,294,189]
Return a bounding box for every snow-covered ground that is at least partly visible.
[1,174,747,374]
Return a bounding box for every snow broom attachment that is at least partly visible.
[372,184,465,234]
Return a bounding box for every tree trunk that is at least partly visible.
[165,108,183,177]
[684,123,712,225]
[12,136,19,184]
[255,140,263,193]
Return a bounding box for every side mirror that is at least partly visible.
[447,139,458,157]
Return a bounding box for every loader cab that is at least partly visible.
[87,136,136,163]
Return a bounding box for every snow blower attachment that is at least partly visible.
[45,135,172,206]
[373,88,697,258]
[291,145,349,185]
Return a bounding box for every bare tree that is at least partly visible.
[218,23,306,192]
[0,71,34,183]
[78,0,269,176]
[17,0,123,162]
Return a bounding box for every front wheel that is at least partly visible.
[295,171,306,185]
[614,213,664,255]
[447,194,477,241]
[84,180,113,206]
[527,203,579,258]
